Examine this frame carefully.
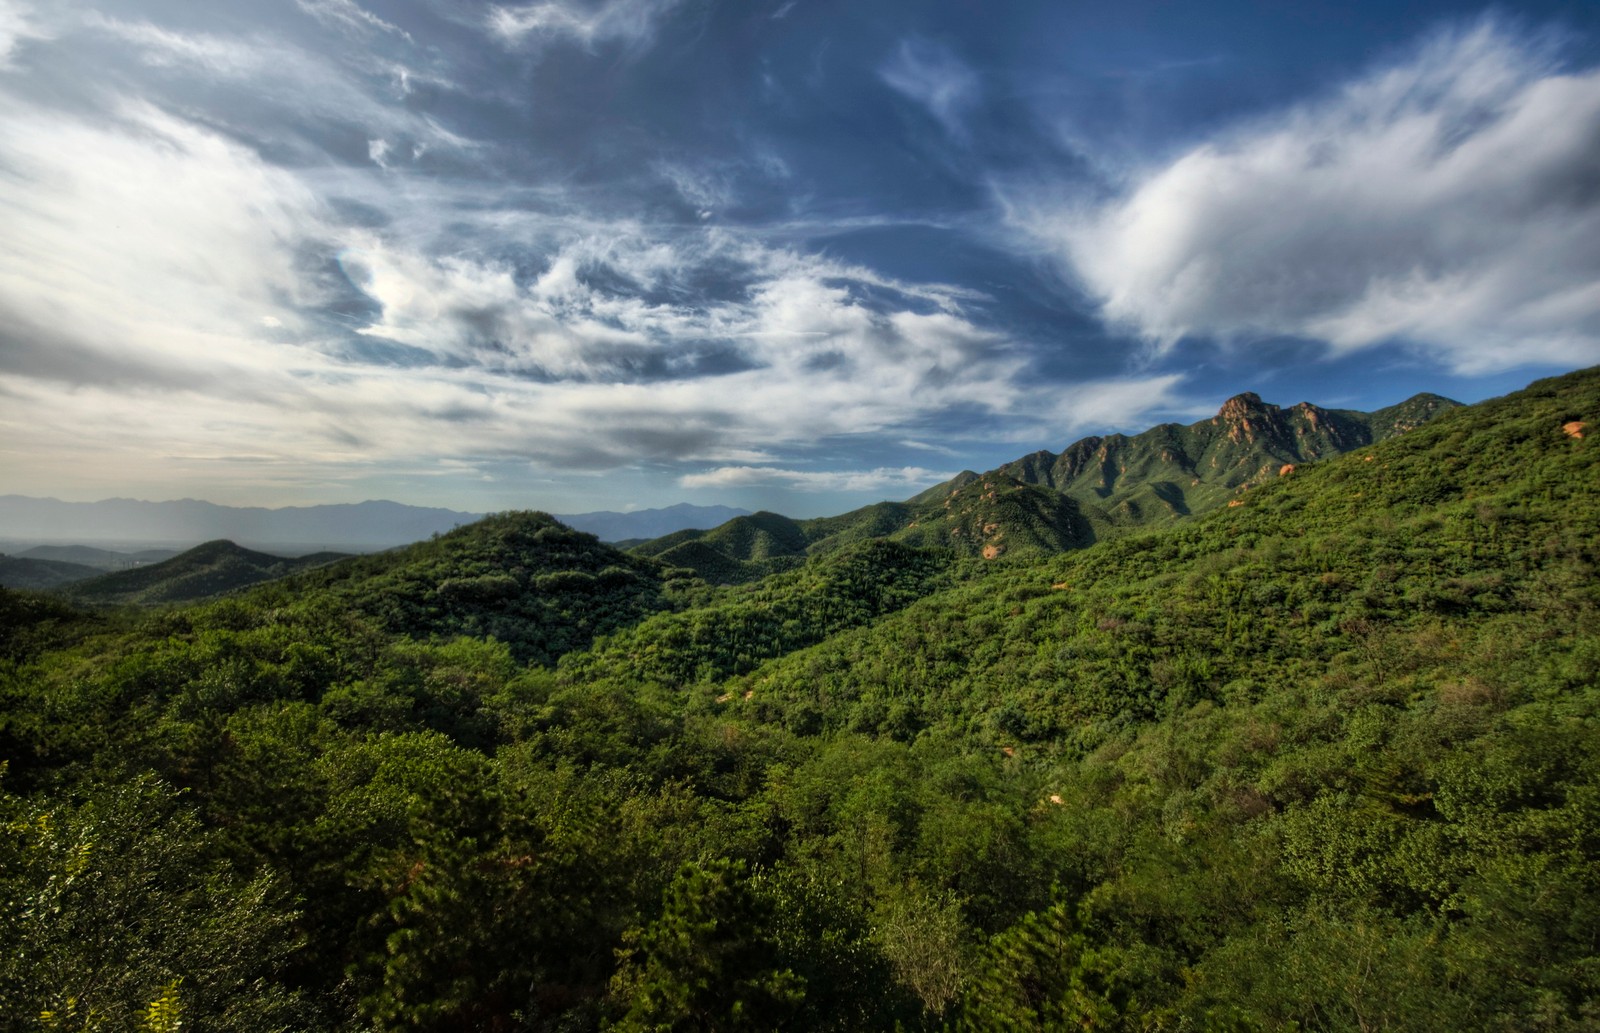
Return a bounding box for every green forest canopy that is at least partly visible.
[1,367,1597,1031]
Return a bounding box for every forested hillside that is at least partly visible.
[1,369,1596,1031]
[638,390,1458,582]
[62,540,350,606]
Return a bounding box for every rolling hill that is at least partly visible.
[0,555,103,591]
[62,541,350,606]
[260,510,688,665]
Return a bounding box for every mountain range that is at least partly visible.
[6,389,1464,601]
[0,498,749,552]
[634,389,1461,582]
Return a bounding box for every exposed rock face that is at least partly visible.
[1564,421,1587,439]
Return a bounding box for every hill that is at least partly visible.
[635,478,1095,583]
[61,540,349,606]
[636,389,1457,580]
[266,510,688,665]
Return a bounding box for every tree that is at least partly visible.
[608,859,804,1031]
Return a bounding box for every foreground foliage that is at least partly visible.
[1,368,1596,1030]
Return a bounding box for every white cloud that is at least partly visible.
[296,0,412,42]
[1039,19,1600,374]
[487,0,681,49]
[0,0,47,67]
[881,39,980,136]
[0,95,329,382]
[85,15,265,74]
[0,11,1194,509]
[83,16,473,161]
[655,160,734,216]
[679,465,952,492]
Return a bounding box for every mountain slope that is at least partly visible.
[731,369,1594,742]
[62,541,349,606]
[981,389,1460,531]
[637,389,1458,581]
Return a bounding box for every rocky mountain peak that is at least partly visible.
[1215,391,1279,423]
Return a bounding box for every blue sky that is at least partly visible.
[1,0,1598,517]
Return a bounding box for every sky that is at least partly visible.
[1,0,1598,518]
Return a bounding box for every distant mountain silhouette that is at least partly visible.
[0,498,750,550]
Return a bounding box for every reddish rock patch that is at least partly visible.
[1564,421,1587,439]
[1278,463,1295,476]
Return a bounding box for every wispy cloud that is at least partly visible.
[85,15,265,74]
[880,39,980,136]
[487,0,681,49]
[296,0,413,41]
[1032,17,1600,373]
[80,15,473,163]
[0,0,48,67]
[679,465,952,492]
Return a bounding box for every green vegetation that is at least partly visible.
[0,555,102,591]
[1,369,1595,1030]
[61,540,350,606]
[632,389,1459,582]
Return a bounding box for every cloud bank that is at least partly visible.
[1046,19,1600,373]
